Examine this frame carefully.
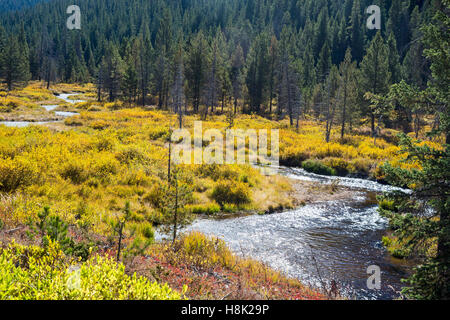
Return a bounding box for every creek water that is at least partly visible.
[0,93,81,127]
[180,167,413,300]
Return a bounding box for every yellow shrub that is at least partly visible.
[0,240,182,300]
[210,179,252,207]
[0,158,39,192]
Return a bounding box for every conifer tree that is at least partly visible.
[387,32,402,84]
[379,1,449,299]
[154,9,173,109]
[171,47,185,129]
[101,43,124,102]
[136,25,153,106]
[360,32,390,136]
[230,45,244,114]
[203,43,219,117]
[245,32,270,114]
[185,32,207,113]
[317,41,332,82]
[0,35,30,90]
[349,0,364,63]
[338,49,357,139]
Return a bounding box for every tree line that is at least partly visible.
[0,0,440,137]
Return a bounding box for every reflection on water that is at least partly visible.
[177,168,413,300]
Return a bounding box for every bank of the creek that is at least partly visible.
[162,167,414,300]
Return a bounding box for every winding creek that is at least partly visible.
[180,167,413,300]
[0,93,81,127]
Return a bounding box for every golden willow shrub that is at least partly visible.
[210,179,252,208]
[0,240,183,300]
[169,232,236,270]
[0,157,39,192]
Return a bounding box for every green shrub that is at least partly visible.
[280,152,309,167]
[382,236,410,259]
[302,159,337,176]
[379,198,396,211]
[322,157,350,176]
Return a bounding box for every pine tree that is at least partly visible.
[0,26,6,83]
[136,24,153,106]
[185,32,207,113]
[203,43,219,118]
[317,41,332,82]
[402,6,429,90]
[245,32,270,114]
[101,43,124,102]
[313,7,329,59]
[387,0,410,52]
[171,47,185,129]
[387,32,402,84]
[154,9,173,109]
[349,0,364,63]
[268,35,278,114]
[360,32,390,136]
[277,52,301,127]
[230,45,244,114]
[338,49,357,139]
[214,30,231,114]
[379,1,450,299]
[277,25,301,127]
[0,35,30,90]
[122,56,138,103]
[324,66,340,143]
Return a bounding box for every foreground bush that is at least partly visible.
[0,240,182,300]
